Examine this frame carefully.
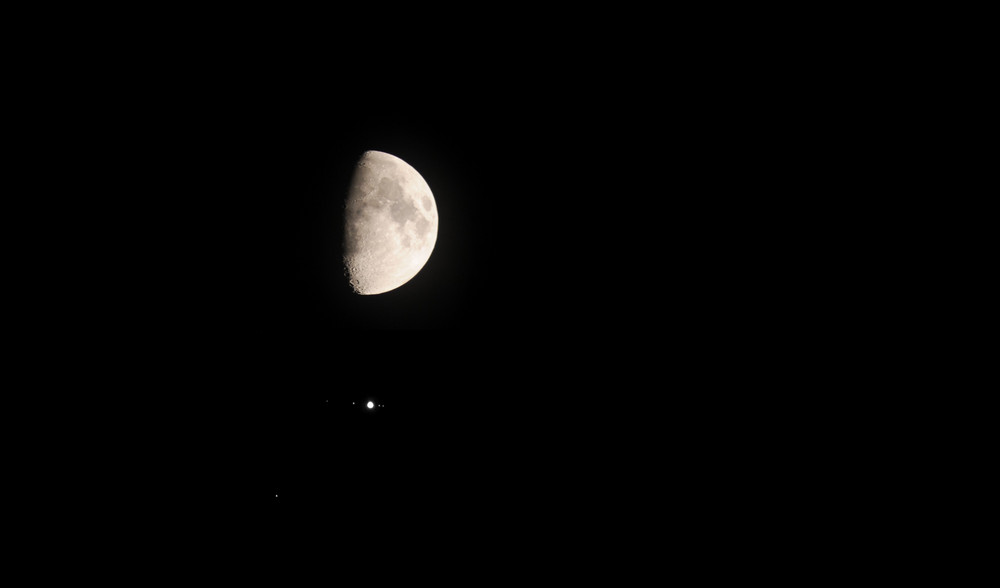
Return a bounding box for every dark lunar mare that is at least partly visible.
[390,197,419,227]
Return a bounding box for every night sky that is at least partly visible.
[113,46,750,516]
[48,13,801,537]
[6,8,871,576]
[153,71,680,516]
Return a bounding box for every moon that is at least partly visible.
[344,150,439,295]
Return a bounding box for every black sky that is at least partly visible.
[147,63,681,513]
[38,11,813,533]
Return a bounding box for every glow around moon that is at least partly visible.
[344,150,439,295]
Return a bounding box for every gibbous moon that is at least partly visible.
[344,150,439,295]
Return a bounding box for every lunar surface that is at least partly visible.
[344,150,439,295]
